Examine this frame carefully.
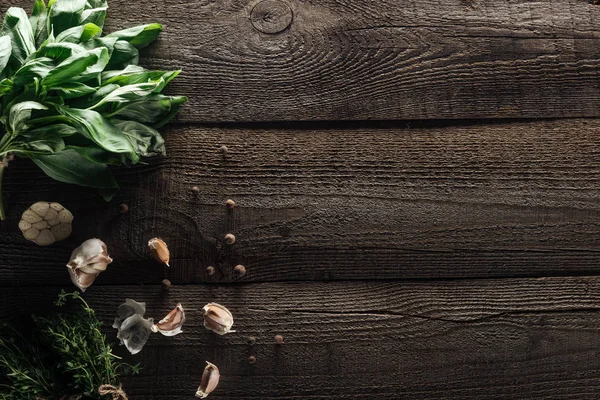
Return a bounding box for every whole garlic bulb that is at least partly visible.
[67,239,112,292]
[19,202,73,246]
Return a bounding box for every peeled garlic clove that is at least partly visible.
[113,299,147,329]
[20,202,73,245]
[116,313,154,355]
[67,239,113,274]
[152,304,185,336]
[196,362,220,399]
[68,268,98,292]
[148,238,170,266]
[203,303,235,335]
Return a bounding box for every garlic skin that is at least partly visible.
[152,304,185,336]
[148,238,170,266]
[116,314,154,355]
[20,202,73,246]
[195,362,220,399]
[67,267,98,292]
[203,303,235,335]
[113,299,154,355]
[113,299,147,329]
[66,239,112,292]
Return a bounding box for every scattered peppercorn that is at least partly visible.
[118,204,129,214]
[247,336,256,345]
[234,265,246,277]
[219,145,228,155]
[275,335,284,344]
[191,186,200,193]
[206,266,215,275]
[248,356,256,364]
[226,199,236,209]
[224,233,236,245]
[161,279,172,289]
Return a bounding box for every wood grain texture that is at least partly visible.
[1,119,599,286]
[4,0,600,121]
[3,277,600,399]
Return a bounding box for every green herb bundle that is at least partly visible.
[0,290,140,400]
[0,0,187,220]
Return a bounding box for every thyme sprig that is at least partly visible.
[0,290,140,400]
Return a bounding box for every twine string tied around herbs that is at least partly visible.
[98,384,129,400]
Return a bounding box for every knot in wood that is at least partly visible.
[250,0,293,34]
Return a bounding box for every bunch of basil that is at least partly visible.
[0,0,187,220]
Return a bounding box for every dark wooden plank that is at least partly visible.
[3,277,600,399]
[1,119,599,285]
[5,0,600,121]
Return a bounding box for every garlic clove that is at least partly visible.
[46,218,60,227]
[50,202,64,212]
[202,303,235,335]
[57,208,73,224]
[152,304,185,336]
[51,224,72,241]
[116,313,154,355]
[196,362,220,398]
[22,210,42,224]
[67,239,112,291]
[68,239,113,271]
[113,299,147,329]
[20,202,73,245]
[34,229,55,246]
[24,227,40,240]
[30,201,49,218]
[18,220,31,232]
[148,238,170,266]
[68,268,98,292]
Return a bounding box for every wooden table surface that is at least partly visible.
[2,0,600,399]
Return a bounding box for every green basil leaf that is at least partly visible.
[1,7,36,68]
[57,106,139,163]
[0,78,13,97]
[30,0,48,47]
[81,35,116,55]
[109,94,187,127]
[106,39,138,69]
[48,0,86,35]
[55,23,101,43]
[53,81,96,99]
[9,101,48,134]
[100,64,144,82]
[80,0,107,30]
[90,79,164,109]
[27,122,78,137]
[13,57,54,86]
[37,41,85,61]
[106,23,162,49]
[112,119,165,157]
[31,148,119,192]
[102,69,179,87]
[41,47,107,88]
[0,36,12,77]
[67,144,125,165]
[21,132,65,153]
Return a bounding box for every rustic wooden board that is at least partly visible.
[4,0,600,121]
[3,277,600,399]
[1,119,599,286]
